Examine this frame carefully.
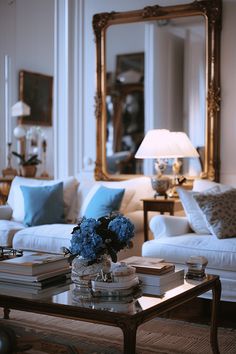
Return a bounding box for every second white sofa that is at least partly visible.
[142,179,236,302]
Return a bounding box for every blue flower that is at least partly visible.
[108,215,134,243]
[68,214,135,262]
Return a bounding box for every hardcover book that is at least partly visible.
[123,256,174,275]
[0,270,71,289]
[137,269,184,287]
[0,280,71,299]
[0,267,71,283]
[0,252,69,276]
[141,276,184,296]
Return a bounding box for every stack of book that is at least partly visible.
[123,256,184,296]
[0,252,71,297]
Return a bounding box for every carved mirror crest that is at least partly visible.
[93,0,222,181]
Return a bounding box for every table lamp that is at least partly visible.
[135,129,199,198]
[11,100,31,155]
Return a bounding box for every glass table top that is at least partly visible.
[0,275,217,316]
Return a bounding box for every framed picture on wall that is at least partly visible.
[116,52,144,83]
[19,70,53,126]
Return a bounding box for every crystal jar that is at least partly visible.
[71,255,111,297]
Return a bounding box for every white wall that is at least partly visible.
[0,0,54,177]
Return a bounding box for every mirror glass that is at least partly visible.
[93,0,221,181]
[105,16,205,176]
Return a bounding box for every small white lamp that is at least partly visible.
[11,100,30,117]
[135,129,199,198]
[11,100,31,155]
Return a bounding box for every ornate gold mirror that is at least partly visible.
[93,0,222,181]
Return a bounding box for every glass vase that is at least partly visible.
[71,255,111,297]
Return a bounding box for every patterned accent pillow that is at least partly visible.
[193,189,236,239]
[177,186,220,234]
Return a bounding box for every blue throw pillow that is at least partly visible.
[84,185,125,219]
[20,182,65,227]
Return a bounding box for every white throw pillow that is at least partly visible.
[177,186,220,234]
[193,179,232,193]
[8,176,79,223]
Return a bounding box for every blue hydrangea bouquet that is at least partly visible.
[67,214,135,264]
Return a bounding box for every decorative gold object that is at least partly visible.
[93,0,222,182]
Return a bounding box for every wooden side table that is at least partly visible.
[142,198,183,242]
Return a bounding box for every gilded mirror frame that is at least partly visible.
[93,0,222,181]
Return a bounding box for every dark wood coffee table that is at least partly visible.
[0,275,221,354]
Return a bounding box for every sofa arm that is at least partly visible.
[149,215,191,239]
[0,205,13,220]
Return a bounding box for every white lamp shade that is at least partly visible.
[170,132,199,158]
[11,100,31,117]
[135,129,199,159]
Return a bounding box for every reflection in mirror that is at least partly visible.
[106,16,206,177]
[94,0,222,181]
[106,83,144,174]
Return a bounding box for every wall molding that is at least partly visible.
[53,0,84,179]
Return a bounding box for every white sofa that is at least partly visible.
[142,179,236,302]
[0,175,155,260]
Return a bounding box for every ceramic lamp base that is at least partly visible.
[151,176,171,198]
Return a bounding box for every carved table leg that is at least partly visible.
[3,308,10,319]
[119,319,138,354]
[210,278,221,354]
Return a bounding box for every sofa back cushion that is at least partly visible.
[102,177,154,213]
[8,176,79,223]
[77,176,153,218]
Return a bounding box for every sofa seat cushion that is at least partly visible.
[142,234,236,272]
[12,223,76,254]
[0,220,25,247]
